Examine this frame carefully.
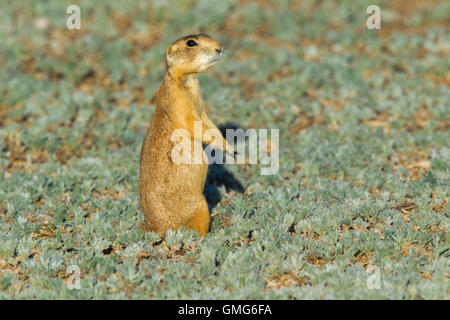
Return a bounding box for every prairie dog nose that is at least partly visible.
[215,47,223,54]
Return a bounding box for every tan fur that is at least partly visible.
[139,34,234,237]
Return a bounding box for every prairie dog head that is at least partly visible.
[165,34,223,75]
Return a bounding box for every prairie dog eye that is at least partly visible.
[186,40,198,47]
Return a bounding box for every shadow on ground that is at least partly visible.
[203,122,246,210]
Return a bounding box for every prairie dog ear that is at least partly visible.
[166,45,173,56]
[165,45,174,68]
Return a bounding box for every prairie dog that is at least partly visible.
[139,34,234,237]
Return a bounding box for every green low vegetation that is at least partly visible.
[0,0,448,299]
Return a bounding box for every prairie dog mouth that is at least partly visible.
[197,52,223,71]
[210,51,223,63]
